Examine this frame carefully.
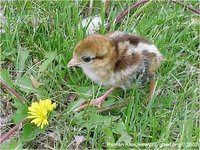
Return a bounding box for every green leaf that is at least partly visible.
[22,123,37,141]
[77,86,94,98]
[39,59,53,73]
[77,86,93,93]
[81,114,119,129]
[16,75,34,93]
[12,110,27,124]
[117,133,132,144]
[103,116,113,127]
[113,122,127,135]
[0,69,13,87]
[103,127,115,145]
[44,51,57,59]
[82,114,106,129]
[185,117,193,142]
[29,74,43,88]
[1,139,24,149]
[22,123,45,141]
[39,51,56,73]
[12,101,28,124]
[15,75,47,96]
[17,49,29,79]
[14,99,27,111]
[102,98,116,107]
[12,112,27,124]
[66,99,86,114]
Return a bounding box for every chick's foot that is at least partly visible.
[74,87,115,112]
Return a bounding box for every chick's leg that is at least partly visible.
[74,86,115,112]
[94,86,115,107]
[146,78,157,104]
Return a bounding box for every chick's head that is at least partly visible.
[67,34,116,70]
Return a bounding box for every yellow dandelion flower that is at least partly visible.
[28,99,56,129]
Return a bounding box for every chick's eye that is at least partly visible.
[82,56,92,63]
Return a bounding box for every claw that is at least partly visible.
[94,97,105,107]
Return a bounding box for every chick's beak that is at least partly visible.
[67,58,80,68]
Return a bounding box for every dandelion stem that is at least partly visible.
[0,79,26,105]
[106,0,149,29]
[170,0,200,15]
[0,118,30,144]
[114,0,150,24]
[106,0,199,30]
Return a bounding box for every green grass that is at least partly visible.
[1,0,199,149]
